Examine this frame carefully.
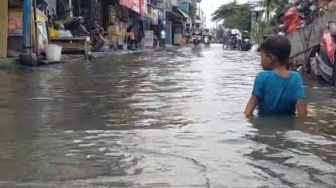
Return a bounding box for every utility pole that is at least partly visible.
[161,0,166,46]
[69,0,73,17]
[163,0,166,28]
[23,0,32,53]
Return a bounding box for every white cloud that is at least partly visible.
[201,0,248,28]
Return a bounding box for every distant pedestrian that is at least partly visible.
[244,35,307,117]
[133,17,144,49]
[126,27,135,50]
[223,28,231,47]
[160,29,166,48]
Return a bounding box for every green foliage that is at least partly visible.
[256,22,274,43]
[211,2,251,31]
[255,0,290,21]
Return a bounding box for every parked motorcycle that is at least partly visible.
[90,22,105,52]
[53,16,90,37]
[308,21,336,85]
[297,0,317,25]
[48,5,90,37]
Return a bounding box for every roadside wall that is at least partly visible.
[288,10,336,59]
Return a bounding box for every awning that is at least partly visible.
[166,10,183,21]
[120,0,140,13]
[172,6,191,21]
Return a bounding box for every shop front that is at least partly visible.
[172,5,190,45]
[0,0,54,59]
[166,10,182,45]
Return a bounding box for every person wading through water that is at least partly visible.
[160,28,166,48]
[132,17,144,49]
[223,27,231,48]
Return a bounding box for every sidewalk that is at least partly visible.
[0,45,189,69]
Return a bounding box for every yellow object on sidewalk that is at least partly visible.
[49,27,58,38]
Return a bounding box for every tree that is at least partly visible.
[255,0,289,22]
[211,2,251,31]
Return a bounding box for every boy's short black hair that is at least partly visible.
[259,35,291,65]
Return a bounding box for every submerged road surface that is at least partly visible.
[0,44,335,188]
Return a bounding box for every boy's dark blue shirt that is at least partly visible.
[252,70,305,116]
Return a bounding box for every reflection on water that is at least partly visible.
[0,44,335,188]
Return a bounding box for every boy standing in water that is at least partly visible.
[244,35,307,117]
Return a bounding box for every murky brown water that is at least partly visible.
[0,44,335,188]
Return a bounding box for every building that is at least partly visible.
[200,8,206,28]
[161,0,191,45]
[0,0,192,60]
[190,0,206,28]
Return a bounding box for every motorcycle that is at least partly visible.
[193,31,202,46]
[297,0,317,25]
[204,35,210,46]
[186,33,193,43]
[240,36,251,51]
[229,34,238,49]
[54,17,90,37]
[49,7,90,37]
[308,21,336,85]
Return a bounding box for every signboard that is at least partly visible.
[7,8,48,51]
[8,10,23,36]
[144,30,154,48]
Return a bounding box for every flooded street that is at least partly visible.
[0,44,335,188]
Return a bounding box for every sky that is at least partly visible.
[202,0,248,28]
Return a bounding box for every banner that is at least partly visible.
[120,0,140,13]
[131,0,140,13]
[144,30,154,48]
[149,8,158,25]
[140,0,148,16]
[119,0,130,8]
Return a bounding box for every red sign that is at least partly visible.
[120,0,140,13]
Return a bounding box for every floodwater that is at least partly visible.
[0,44,335,188]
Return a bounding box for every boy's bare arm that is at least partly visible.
[296,99,307,117]
[244,96,258,117]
